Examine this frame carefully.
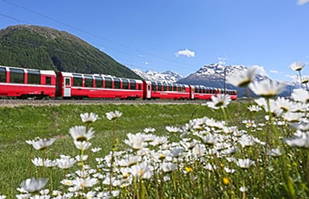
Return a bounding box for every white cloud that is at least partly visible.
[285,74,298,82]
[217,57,228,65]
[270,70,278,74]
[175,49,195,58]
[297,0,309,5]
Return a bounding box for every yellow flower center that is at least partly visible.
[185,166,193,173]
[223,177,230,185]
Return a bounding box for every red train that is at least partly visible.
[0,65,237,100]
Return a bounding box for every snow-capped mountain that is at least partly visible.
[177,63,293,97]
[134,64,296,97]
[133,69,184,83]
[179,63,266,83]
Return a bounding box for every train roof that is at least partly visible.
[58,71,143,83]
[0,65,56,75]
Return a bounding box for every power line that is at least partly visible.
[0,13,20,24]
[0,0,201,73]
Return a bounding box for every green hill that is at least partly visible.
[0,25,141,79]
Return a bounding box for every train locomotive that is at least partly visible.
[0,65,237,100]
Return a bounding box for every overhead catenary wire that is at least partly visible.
[0,0,202,74]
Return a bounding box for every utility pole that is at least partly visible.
[224,66,227,95]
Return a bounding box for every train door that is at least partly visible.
[143,81,151,99]
[146,82,151,99]
[190,85,195,99]
[63,77,71,97]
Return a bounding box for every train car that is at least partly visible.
[225,89,238,100]
[0,65,238,101]
[143,81,192,100]
[56,72,144,99]
[0,65,56,98]
[216,88,238,100]
[192,85,218,100]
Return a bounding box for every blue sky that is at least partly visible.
[1,0,309,82]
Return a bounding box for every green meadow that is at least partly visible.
[0,103,233,196]
[0,100,307,199]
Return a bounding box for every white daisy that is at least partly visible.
[267,148,282,157]
[206,94,231,109]
[20,178,48,193]
[69,126,95,142]
[130,162,153,179]
[72,177,98,189]
[236,158,255,169]
[124,133,146,150]
[74,140,92,151]
[57,155,76,169]
[227,66,257,87]
[106,110,122,120]
[143,127,156,133]
[290,62,305,71]
[249,79,285,98]
[166,126,182,133]
[284,131,309,148]
[291,88,309,103]
[240,186,248,192]
[31,137,56,150]
[247,105,262,112]
[160,162,177,173]
[80,112,99,123]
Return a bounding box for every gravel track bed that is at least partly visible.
[0,99,204,107]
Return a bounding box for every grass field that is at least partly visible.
[0,102,235,197]
[0,99,308,199]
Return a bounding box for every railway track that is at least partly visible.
[0,98,206,107]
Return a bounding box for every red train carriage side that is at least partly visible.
[192,85,218,100]
[227,89,238,100]
[216,88,238,100]
[0,66,56,98]
[56,72,144,99]
[0,65,238,100]
[143,81,191,100]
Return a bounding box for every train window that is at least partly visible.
[84,75,93,87]
[151,82,157,91]
[95,76,103,88]
[178,86,182,92]
[28,70,41,84]
[163,83,167,91]
[122,79,129,89]
[202,87,206,93]
[130,80,136,90]
[46,76,51,85]
[138,84,142,90]
[168,84,172,91]
[195,86,199,93]
[105,77,112,88]
[173,85,177,92]
[114,78,121,89]
[65,78,71,86]
[73,74,83,87]
[10,68,24,84]
[0,67,6,82]
[157,83,162,91]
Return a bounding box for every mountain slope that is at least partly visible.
[0,25,141,79]
[177,63,294,97]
